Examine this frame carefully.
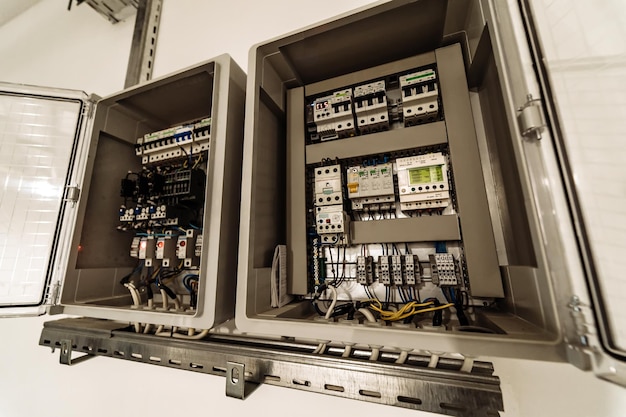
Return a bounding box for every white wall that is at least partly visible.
[0,1,625,416]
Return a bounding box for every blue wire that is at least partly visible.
[435,241,447,253]
[398,287,407,303]
[182,274,199,291]
[189,223,201,230]
[449,287,457,303]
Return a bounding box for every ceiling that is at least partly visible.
[0,0,42,28]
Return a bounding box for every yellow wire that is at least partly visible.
[365,299,454,321]
[192,154,203,169]
[149,267,161,280]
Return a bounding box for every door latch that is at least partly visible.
[517,94,546,140]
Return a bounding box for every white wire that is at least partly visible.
[341,344,354,358]
[143,323,152,334]
[324,286,337,320]
[317,343,327,355]
[124,284,141,306]
[172,329,209,340]
[358,308,376,323]
[160,289,169,310]
[428,353,440,368]
[124,284,142,333]
[460,357,474,373]
[174,297,181,311]
[370,347,380,361]
[395,350,409,364]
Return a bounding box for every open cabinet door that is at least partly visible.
[483,0,626,385]
[0,83,93,317]
[518,0,626,386]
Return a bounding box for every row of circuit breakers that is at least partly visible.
[307,68,439,141]
[117,119,211,270]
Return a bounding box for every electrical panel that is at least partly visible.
[115,116,213,321]
[0,57,246,331]
[237,0,585,362]
[5,0,621,403]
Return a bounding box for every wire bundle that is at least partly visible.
[366,299,453,322]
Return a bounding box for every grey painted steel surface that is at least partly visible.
[305,121,448,165]
[286,87,309,295]
[40,317,504,416]
[435,44,504,298]
[350,216,461,244]
[124,0,162,88]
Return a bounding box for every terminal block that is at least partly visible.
[430,253,458,286]
[356,256,374,285]
[391,255,403,286]
[402,254,420,285]
[378,255,391,285]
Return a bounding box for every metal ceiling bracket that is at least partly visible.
[517,94,546,140]
[124,0,163,88]
[59,339,93,366]
[226,362,247,399]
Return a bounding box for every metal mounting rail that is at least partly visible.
[40,318,503,416]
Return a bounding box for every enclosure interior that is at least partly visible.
[59,64,216,316]
[243,0,560,342]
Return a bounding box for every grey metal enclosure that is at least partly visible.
[235,0,626,384]
[1,55,246,332]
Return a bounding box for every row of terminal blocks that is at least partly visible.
[130,229,202,268]
[356,252,458,286]
[307,68,439,142]
[357,254,420,286]
[135,118,211,165]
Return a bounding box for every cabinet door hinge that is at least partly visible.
[568,295,590,346]
[64,186,81,203]
[517,94,546,140]
[47,281,61,305]
[84,95,98,119]
[565,295,593,370]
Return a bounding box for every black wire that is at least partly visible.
[328,247,336,281]
[452,288,470,326]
